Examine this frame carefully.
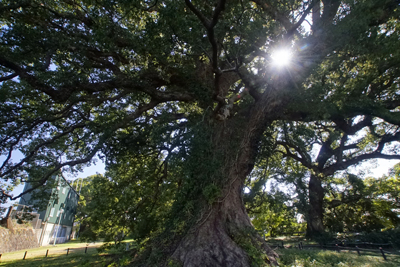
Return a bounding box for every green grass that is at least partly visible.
[1,253,112,267]
[277,248,400,267]
[0,239,135,267]
[0,240,104,262]
[267,235,400,266]
[2,238,399,266]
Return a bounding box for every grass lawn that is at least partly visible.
[0,239,134,267]
[0,240,103,261]
[1,253,112,267]
[278,248,400,267]
[265,236,400,266]
[2,238,400,266]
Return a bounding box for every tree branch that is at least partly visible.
[0,73,18,82]
[251,0,292,30]
[286,0,318,37]
[323,131,400,175]
[184,0,211,28]
[185,0,228,106]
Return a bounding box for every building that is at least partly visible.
[17,174,79,246]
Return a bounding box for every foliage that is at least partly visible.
[1,0,400,265]
[354,228,400,247]
[325,165,400,233]
[0,179,20,217]
[245,131,309,236]
[246,184,305,237]
[232,227,272,267]
[249,114,400,236]
[73,154,178,244]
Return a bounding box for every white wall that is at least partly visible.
[40,223,73,246]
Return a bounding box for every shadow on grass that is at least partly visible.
[266,236,317,248]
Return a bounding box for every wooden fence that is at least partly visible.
[0,242,132,262]
[0,245,96,261]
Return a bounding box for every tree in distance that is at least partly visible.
[324,164,400,233]
[1,0,399,266]
[272,116,400,237]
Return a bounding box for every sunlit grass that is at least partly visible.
[0,239,134,266]
[0,240,103,262]
[1,253,109,267]
[3,237,398,266]
[278,249,400,267]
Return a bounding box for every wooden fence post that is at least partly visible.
[46,249,49,257]
[355,246,360,256]
[67,248,70,255]
[379,247,387,260]
[23,251,27,260]
[85,246,88,253]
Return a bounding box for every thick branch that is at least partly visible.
[0,73,18,81]
[323,132,400,175]
[276,141,316,172]
[286,0,318,37]
[185,0,227,105]
[333,116,373,135]
[320,0,341,25]
[0,55,194,103]
[184,0,211,28]
[0,123,87,179]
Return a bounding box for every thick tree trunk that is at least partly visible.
[168,111,279,266]
[306,174,325,237]
[135,66,302,266]
[171,174,277,266]
[141,87,286,267]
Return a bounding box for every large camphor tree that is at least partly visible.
[1,0,399,266]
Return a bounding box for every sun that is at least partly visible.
[271,49,292,67]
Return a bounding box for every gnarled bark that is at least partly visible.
[142,87,285,267]
[171,177,278,267]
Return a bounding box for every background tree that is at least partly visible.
[244,133,308,237]
[1,1,399,266]
[325,165,400,232]
[245,180,306,238]
[275,117,400,237]
[73,150,179,244]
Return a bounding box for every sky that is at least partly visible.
[355,158,399,177]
